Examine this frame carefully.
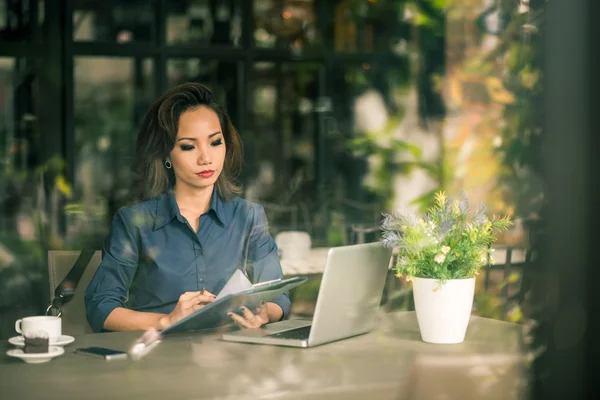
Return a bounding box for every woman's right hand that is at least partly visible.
[158,290,215,330]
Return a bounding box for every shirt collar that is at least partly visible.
[153,187,232,231]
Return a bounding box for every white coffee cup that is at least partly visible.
[15,316,62,339]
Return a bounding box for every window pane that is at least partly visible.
[73,57,153,237]
[167,0,242,46]
[73,0,154,42]
[333,0,409,53]
[0,56,52,338]
[254,0,318,50]
[0,0,45,41]
[324,61,416,244]
[247,62,320,231]
[0,57,43,231]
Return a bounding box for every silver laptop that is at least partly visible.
[221,242,392,348]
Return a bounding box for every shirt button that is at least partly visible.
[199,277,204,283]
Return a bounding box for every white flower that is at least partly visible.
[434,254,446,264]
[441,246,451,255]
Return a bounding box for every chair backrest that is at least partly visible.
[262,202,299,232]
[336,198,380,223]
[47,250,102,335]
[482,246,535,320]
[350,224,381,244]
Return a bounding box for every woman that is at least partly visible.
[84,83,290,333]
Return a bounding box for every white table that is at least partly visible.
[0,312,526,400]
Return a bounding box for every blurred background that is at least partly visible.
[0,0,597,397]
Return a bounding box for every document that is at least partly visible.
[214,270,253,301]
[215,270,284,301]
[162,271,307,335]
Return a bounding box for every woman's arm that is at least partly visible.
[104,289,216,331]
[266,302,283,322]
[84,209,141,333]
[104,308,167,331]
[232,204,289,327]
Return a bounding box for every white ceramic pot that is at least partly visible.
[412,277,475,344]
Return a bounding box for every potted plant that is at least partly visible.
[381,191,512,343]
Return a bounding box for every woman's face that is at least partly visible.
[167,106,226,192]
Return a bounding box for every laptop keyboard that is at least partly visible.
[268,325,312,340]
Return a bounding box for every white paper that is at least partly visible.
[215,269,253,301]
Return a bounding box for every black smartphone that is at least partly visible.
[74,346,128,360]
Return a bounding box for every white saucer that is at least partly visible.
[8,335,75,348]
[6,346,64,364]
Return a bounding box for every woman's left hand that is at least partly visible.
[228,302,269,329]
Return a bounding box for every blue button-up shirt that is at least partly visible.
[84,189,290,333]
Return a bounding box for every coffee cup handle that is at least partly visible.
[15,319,22,334]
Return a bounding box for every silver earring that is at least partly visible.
[164,161,172,169]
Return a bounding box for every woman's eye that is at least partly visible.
[180,144,194,151]
[211,139,223,147]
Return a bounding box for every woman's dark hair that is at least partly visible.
[133,83,243,201]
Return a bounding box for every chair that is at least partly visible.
[337,198,381,223]
[47,250,102,335]
[263,202,312,236]
[349,223,381,244]
[333,199,382,246]
[482,246,534,320]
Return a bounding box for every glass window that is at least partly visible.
[0,57,44,233]
[166,0,243,46]
[333,0,410,53]
[254,0,318,50]
[73,0,154,42]
[329,61,413,203]
[0,56,52,337]
[309,62,413,244]
[73,57,154,238]
[0,0,45,41]
[247,62,320,208]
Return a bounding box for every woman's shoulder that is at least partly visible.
[117,197,160,215]
[112,195,165,227]
[224,197,271,228]
[227,196,266,216]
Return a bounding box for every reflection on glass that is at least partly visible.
[74,57,153,234]
[167,59,239,123]
[0,57,43,235]
[333,0,406,53]
[0,0,45,41]
[247,62,319,206]
[328,62,416,222]
[73,0,154,42]
[254,0,317,50]
[167,0,242,46]
[0,57,51,340]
